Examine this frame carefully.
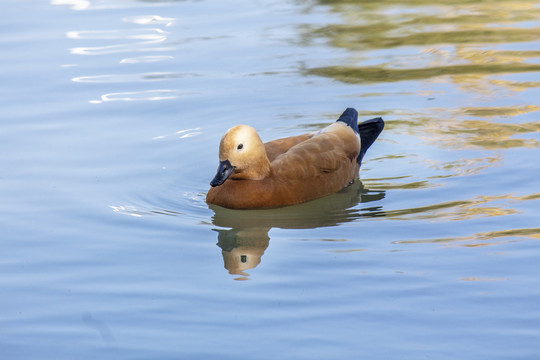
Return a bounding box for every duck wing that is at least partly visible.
[264,133,314,162]
[271,130,358,180]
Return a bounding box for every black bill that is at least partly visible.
[210,159,235,187]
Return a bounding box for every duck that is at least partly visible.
[206,108,384,209]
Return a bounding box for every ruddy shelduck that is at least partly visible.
[207,108,384,209]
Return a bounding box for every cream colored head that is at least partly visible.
[214,125,270,183]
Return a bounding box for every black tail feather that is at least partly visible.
[336,107,359,135]
[357,117,384,165]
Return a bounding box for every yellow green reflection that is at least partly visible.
[396,226,540,247]
[306,0,540,89]
[307,63,540,84]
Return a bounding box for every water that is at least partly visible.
[2,0,540,358]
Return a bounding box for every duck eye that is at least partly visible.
[237,144,243,150]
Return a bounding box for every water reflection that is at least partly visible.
[307,63,540,84]
[366,107,540,153]
[209,181,385,279]
[215,228,270,281]
[435,118,540,150]
[120,55,174,64]
[88,89,184,103]
[396,226,540,248]
[301,0,540,218]
[61,7,181,104]
[51,0,90,10]
[305,0,540,88]
[123,15,175,26]
[68,28,171,56]
[72,72,197,83]
[208,187,539,280]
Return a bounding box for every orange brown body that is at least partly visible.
[206,108,383,209]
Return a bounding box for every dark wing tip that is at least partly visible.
[357,117,384,165]
[337,107,359,135]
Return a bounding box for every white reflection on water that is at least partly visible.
[68,28,170,55]
[70,43,173,55]
[110,205,184,217]
[51,0,90,11]
[51,0,149,10]
[66,16,180,103]
[66,26,171,56]
[120,55,174,64]
[109,205,144,217]
[123,15,175,26]
[66,28,168,40]
[72,72,191,83]
[88,89,182,103]
[152,127,202,140]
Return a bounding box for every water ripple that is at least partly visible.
[367,193,540,222]
[123,15,175,27]
[51,0,148,11]
[120,55,174,64]
[66,28,168,40]
[51,0,90,11]
[152,128,202,140]
[67,27,171,55]
[396,227,540,247]
[72,72,196,83]
[88,89,185,104]
[70,43,173,56]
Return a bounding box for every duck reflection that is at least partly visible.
[215,227,270,280]
[209,181,385,279]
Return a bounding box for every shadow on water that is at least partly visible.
[208,181,385,279]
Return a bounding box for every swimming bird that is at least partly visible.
[207,108,384,209]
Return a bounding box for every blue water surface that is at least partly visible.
[1,0,540,359]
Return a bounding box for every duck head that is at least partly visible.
[210,125,271,187]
